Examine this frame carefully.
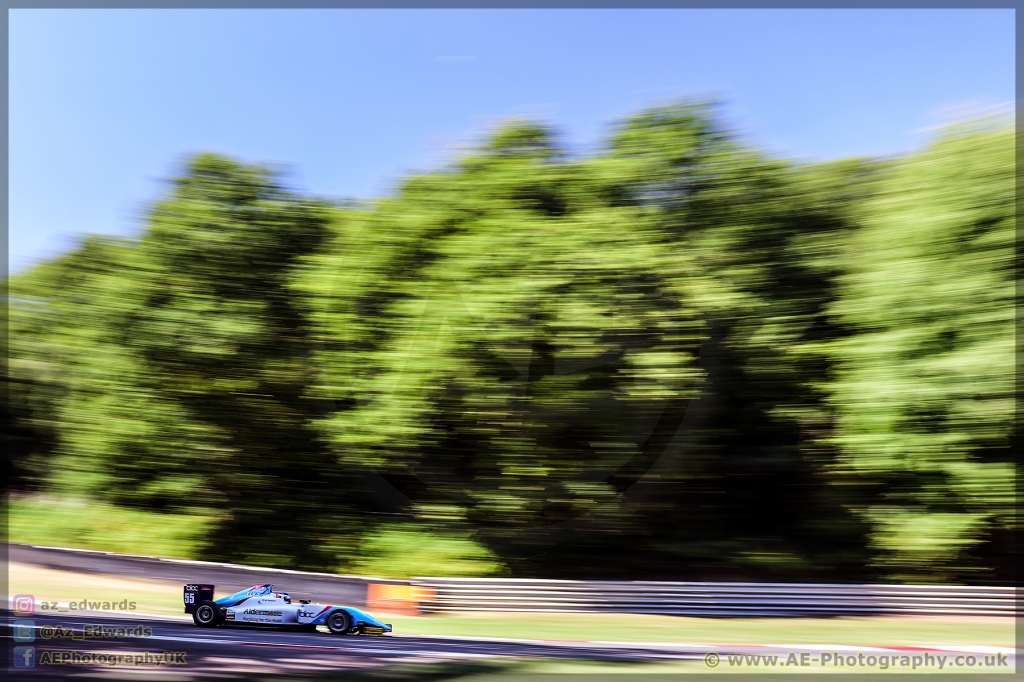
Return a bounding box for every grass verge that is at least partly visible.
[9,494,214,559]
[383,610,1013,647]
[9,561,188,617]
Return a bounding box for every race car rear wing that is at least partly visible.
[184,584,214,614]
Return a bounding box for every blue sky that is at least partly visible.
[9,8,1014,273]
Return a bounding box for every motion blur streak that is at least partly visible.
[7,102,1014,585]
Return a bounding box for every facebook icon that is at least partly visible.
[13,646,35,668]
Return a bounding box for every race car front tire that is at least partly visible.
[326,610,350,635]
[192,601,220,627]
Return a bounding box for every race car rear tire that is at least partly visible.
[326,610,350,635]
[192,601,220,627]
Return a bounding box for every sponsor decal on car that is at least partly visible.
[300,606,332,619]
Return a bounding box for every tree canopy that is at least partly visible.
[7,104,1015,583]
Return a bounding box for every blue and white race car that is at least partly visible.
[184,583,393,635]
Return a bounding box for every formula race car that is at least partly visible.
[184,584,393,635]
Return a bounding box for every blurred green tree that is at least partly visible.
[298,120,706,576]
[122,154,353,567]
[7,239,127,494]
[299,105,881,579]
[826,121,1016,583]
[583,104,881,579]
[9,155,356,569]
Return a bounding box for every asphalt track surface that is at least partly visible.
[5,610,708,680]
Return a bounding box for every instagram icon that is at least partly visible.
[13,594,35,616]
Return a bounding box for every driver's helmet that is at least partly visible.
[280,593,291,604]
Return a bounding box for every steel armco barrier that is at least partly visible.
[410,578,1018,617]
